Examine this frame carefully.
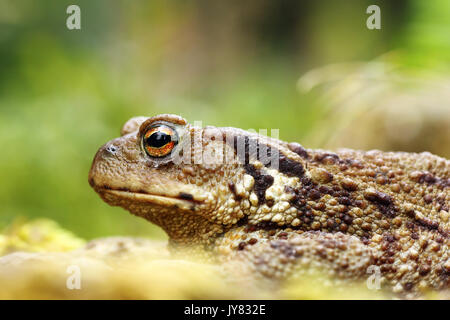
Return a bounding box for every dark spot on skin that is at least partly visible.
[423,194,433,204]
[318,185,333,194]
[288,189,309,211]
[364,190,397,218]
[235,217,250,231]
[383,233,396,243]
[405,209,446,236]
[301,217,312,225]
[231,135,291,204]
[316,247,328,259]
[237,242,247,250]
[285,181,364,231]
[343,215,353,225]
[423,174,437,184]
[419,265,431,276]
[269,240,299,258]
[324,171,334,183]
[341,180,358,191]
[244,164,274,204]
[252,220,303,233]
[344,158,365,169]
[354,200,365,209]
[278,154,304,177]
[432,243,442,252]
[308,189,321,200]
[288,142,309,159]
[405,209,415,218]
[365,190,392,206]
[338,197,352,206]
[313,152,366,173]
[255,222,283,232]
[315,202,326,211]
[405,221,417,232]
[284,186,295,194]
[327,219,336,229]
[248,238,258,245]
[311,168,334,184]
[301,176,313,186]
[403,282,414,291]
[442,262,450,275]
[436,197,448,212]
[411,171,450,189]
[266,199,274,207]
[178,192,194,201]
[416,216,439,231]
[386,248,396,257]
[314,152,340,164]
[228,182,243,201]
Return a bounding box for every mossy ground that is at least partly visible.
[2,219,446,300]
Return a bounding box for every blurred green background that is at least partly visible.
[0,0,449,240]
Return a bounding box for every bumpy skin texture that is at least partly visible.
[89,114,449,295]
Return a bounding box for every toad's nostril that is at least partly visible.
[105,144,117,155]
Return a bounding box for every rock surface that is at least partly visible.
[0,220,447,299]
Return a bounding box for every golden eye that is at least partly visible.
[142,125,178,158]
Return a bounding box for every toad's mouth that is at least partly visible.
[97,187,203,211]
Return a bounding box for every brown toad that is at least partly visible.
[89,114,449,295]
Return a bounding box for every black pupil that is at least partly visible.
[147,131,171,148]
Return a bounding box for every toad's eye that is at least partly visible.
[142,125,178,157]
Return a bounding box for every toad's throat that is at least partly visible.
[98,187,202,210]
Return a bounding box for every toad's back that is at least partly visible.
[214,147,448,294]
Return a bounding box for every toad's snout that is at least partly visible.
[88,137,137,191]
